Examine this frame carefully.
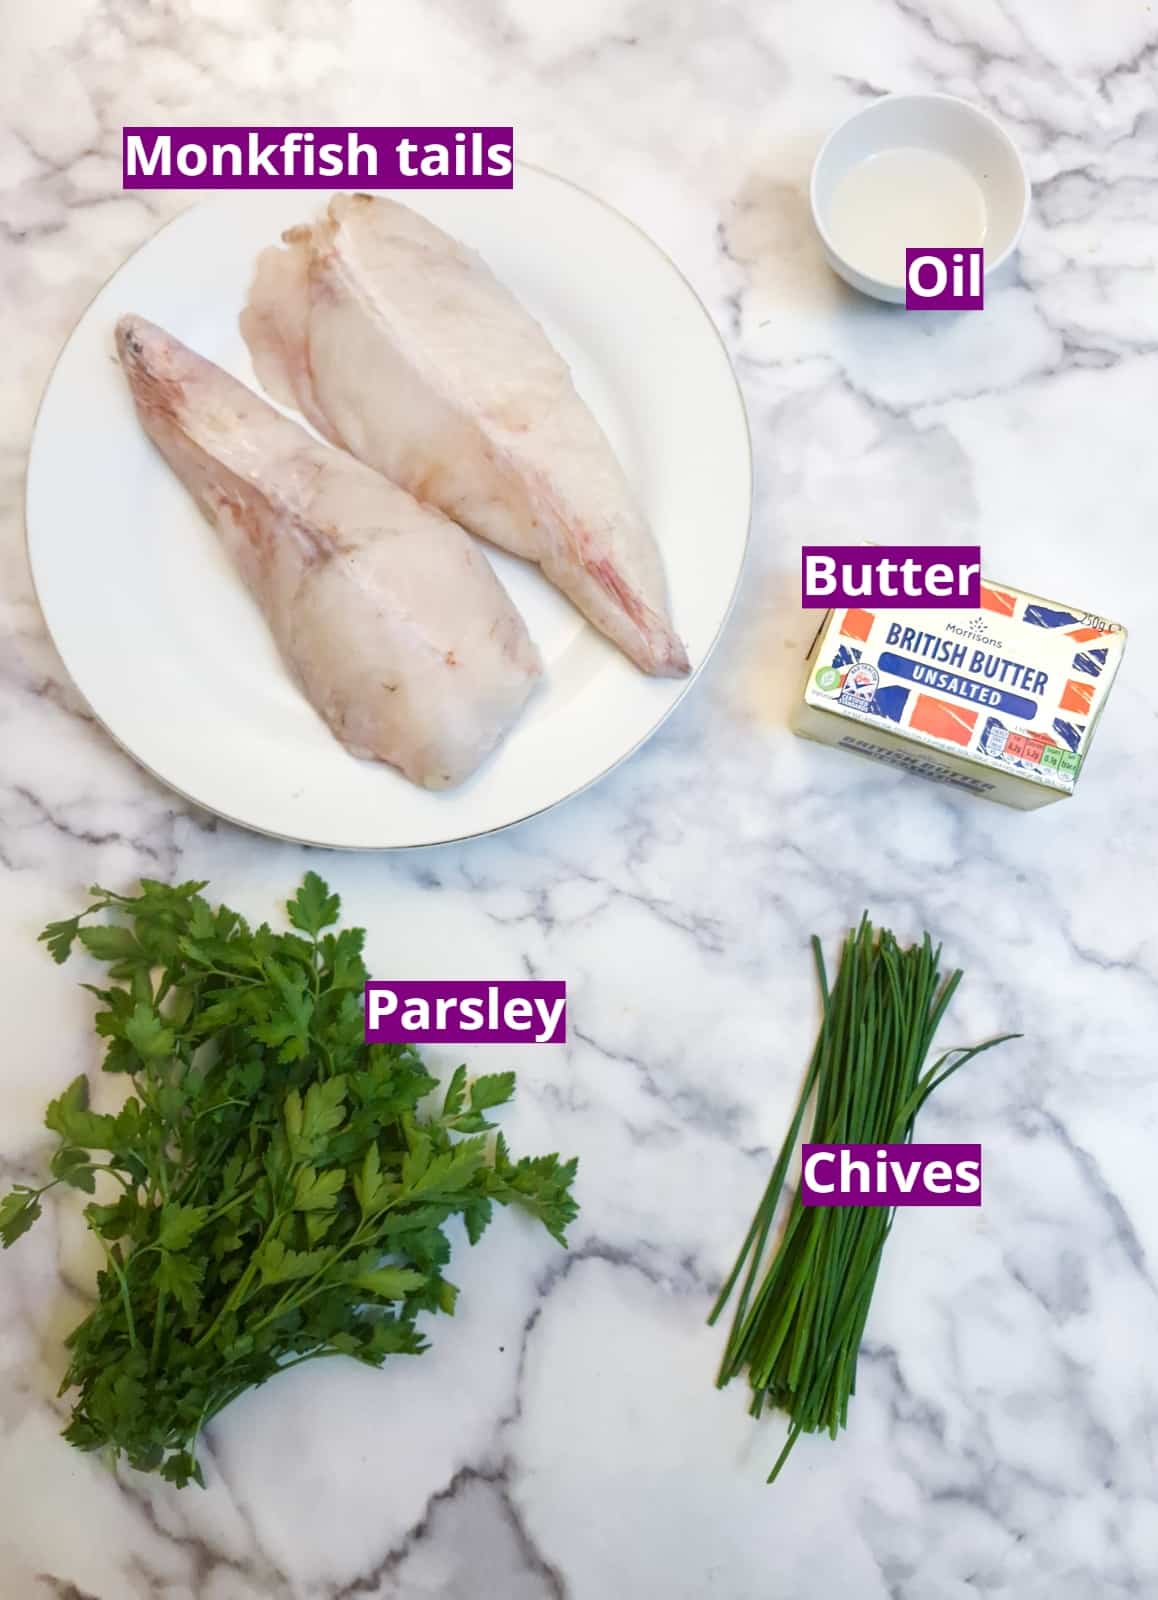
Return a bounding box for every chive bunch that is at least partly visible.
[710,917,1015,1481]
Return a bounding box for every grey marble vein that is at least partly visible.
[0,1,1155,1597]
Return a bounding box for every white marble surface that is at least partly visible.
[2,3,1157,1597]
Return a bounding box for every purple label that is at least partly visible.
[905,248,984,309]
[802,545,981,608]
[800,1144,982,1206]
[365,981,566,1044]
[123,127,514,189]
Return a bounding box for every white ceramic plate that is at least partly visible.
[26,170,751,848]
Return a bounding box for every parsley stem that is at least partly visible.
[249,1219,382,1333]
[150,1285,167,1372]
[197,965,264,986]
[100,1243,139,1351]
[275,1347,337,1375]
[90,1163,135,1189]
[190,1098,254,1122]
[193,1225,275,1350]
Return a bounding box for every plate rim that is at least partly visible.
[24,164,753,851]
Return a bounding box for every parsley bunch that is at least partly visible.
[0,874,578,1487]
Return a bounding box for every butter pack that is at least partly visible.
[793,580,1126,808]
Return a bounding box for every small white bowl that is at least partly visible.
[810,92,1030,303]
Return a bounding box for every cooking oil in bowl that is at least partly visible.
[826,147,988,288]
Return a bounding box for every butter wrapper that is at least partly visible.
[793,581,1126,808]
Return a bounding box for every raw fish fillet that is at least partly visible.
[241,194,689,676]
[115,315,540,789]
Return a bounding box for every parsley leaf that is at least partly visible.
[293,1167,346,1212]
[257,1238,334,1285]
[0,1189,42,1247]
[442,1064,468,1118]
[44,1076,119,1151]
[123,1003,176,1061]
[50,1146,96,1194]
[351,1266,427,1301]
[158,1204,210,1252]
[157,1251,204,1317]
[469,1072,516,1113]
[40,915,83,965]
[287,871,341,936]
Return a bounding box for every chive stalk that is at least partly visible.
[709,918,1017,1481]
